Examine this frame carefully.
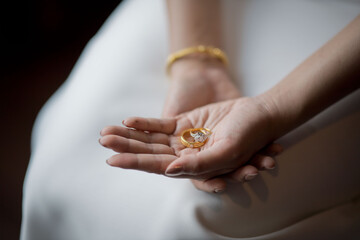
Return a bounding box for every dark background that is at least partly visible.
[1,0,121,238]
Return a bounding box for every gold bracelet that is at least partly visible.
[166,45,229,75]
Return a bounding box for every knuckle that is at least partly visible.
[189,162,204,175]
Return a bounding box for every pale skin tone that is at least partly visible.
[100,98,280,193]
[163,0,281,191]
[102,0,280,192]
[100,3,360,192]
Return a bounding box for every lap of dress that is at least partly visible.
[21,0,360,239]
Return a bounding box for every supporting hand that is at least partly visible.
[162,59,240,117]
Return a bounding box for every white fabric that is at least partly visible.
[21,0,360,239]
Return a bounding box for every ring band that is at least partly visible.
[180,128,212,148]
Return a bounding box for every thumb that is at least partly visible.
[165,142,232,177]
[162,100,181,118]
[162,108,178,118]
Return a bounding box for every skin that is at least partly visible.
[101,98,281,192]
[162,0,280,191]
[163,59,283,192]
[100,14,360,191]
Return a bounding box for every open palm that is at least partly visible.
[100,97,279,192]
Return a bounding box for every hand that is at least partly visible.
[162,59,281,191]
[100,97,281,193]
[190,142,282,193]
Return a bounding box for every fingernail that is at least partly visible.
[165,165,183,176]
[214,188,224,194]
[266,165,276,170]
[271,145,283,155]
[244,173,258,181]
[122,120,127,126]
[99,138,107,147]
[106,159,112,166]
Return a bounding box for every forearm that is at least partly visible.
[166,0,230,84]
[166,0,223,52]
[259,15,360,139]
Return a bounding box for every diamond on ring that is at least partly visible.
[190,131,208,143]
[180,128,212,148]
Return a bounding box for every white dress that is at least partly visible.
[21,0,360,239]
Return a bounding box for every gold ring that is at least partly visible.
[180,128,212,148]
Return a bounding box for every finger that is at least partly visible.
[226,165,259,183]
[106,153,177,174]
[262,143,283,156]
[191,178,227,194]
[100,135,174,155]
[165,140,232,177]
[162,105,179,118]
[123,117,176,134]
[249,154,276,170]
[100,126,169,145]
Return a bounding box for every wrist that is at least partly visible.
[170,57,229,81]
[253,93,285,140]
[256,81,314,140]
[167,45,229,77]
